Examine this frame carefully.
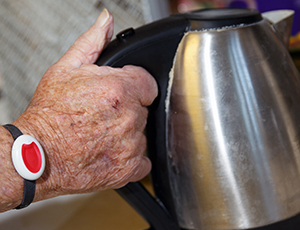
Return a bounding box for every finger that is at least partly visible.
[56,9,114,70]
[128,156,152,182]
[116,133,150,184]
[79,65,158,106]
[122,65,158,106]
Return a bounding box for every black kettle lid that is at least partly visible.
[176,8,263,29]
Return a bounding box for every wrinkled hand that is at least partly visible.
[13,9,158,199]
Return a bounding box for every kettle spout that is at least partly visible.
[262,10,294,48]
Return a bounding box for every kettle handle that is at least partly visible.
[116,182,181,230]
[96,15,189,230]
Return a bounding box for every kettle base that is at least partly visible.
[251,212,300,230]
[179,212,300,230]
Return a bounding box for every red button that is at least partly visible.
[22,142,42,173]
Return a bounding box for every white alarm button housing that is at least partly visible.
[12,135,45,180]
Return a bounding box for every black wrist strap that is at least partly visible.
[3,124,36,209]
[17,179,35,209]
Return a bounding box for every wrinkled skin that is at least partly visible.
[11,9,158,201]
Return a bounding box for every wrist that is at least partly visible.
[0,126,24,211]
[12,111,63,202]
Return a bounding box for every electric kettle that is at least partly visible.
[96,8,300,230]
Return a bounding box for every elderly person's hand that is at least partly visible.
[0,9,157,209]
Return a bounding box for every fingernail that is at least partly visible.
[95,8,110,27]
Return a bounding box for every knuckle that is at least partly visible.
[105,81,126,106]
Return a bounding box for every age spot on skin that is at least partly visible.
[70,120,83,127]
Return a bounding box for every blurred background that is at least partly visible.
[1,0,300,229]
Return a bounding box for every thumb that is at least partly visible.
[56,9,113,70]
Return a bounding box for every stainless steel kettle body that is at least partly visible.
[96,8,300,230]
[167,13,300,230]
